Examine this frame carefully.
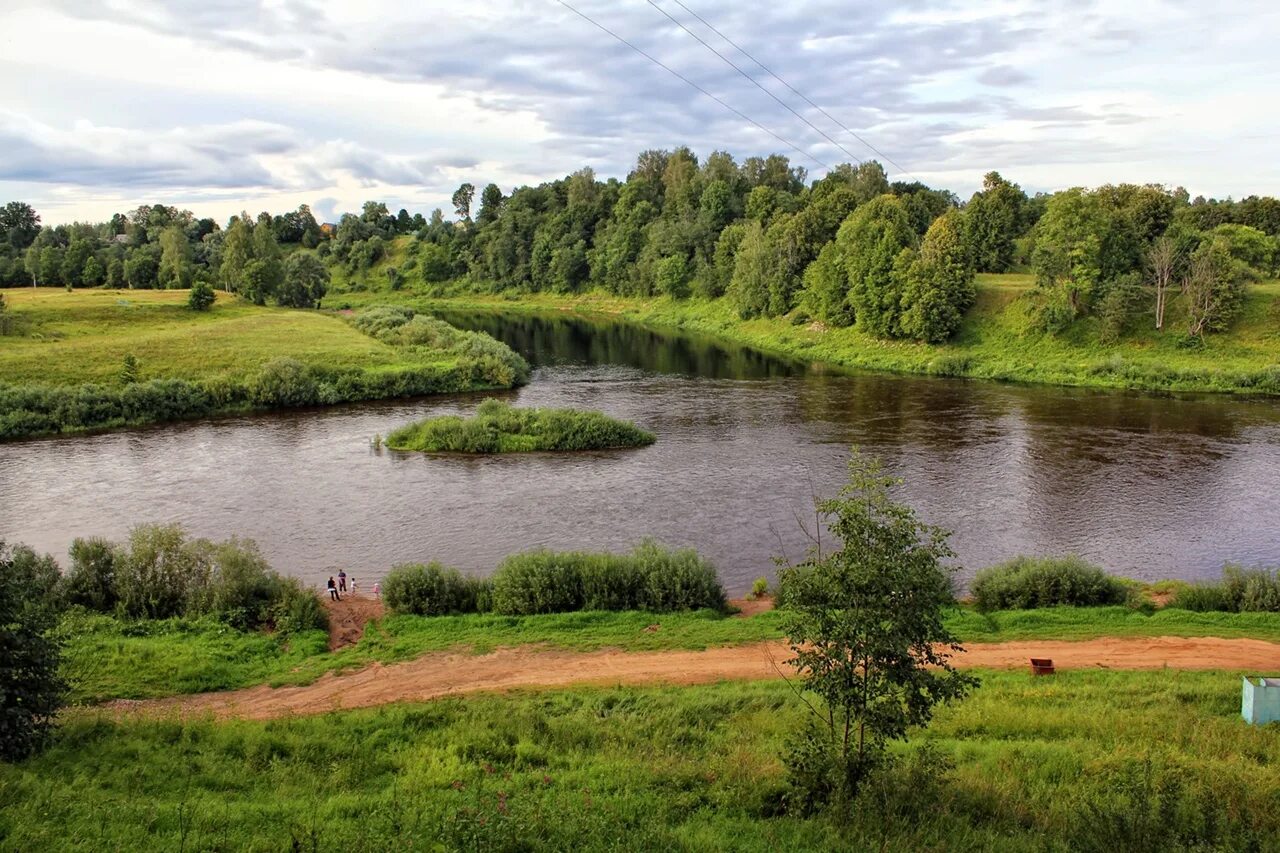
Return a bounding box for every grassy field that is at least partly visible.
[0,288,458,387]
[2,671,1276,850]
[342,273,1280,396]
[60,605,1280,703]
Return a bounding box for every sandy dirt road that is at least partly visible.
[112,635,1280,721]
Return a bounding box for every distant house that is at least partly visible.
[112,233,130,245]
[320,223,338,237]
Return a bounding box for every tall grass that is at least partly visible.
[380,542,725,617]
[3,672,1277,850]
[970,555,1132,612]
[1172,565,1280,612]
[385,398,655,453]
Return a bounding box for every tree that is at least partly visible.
[476,183,505,226]
[105,257,125,289]
[246,219,284,304]
[0,202,41,250]
[452,183,475,221]
[963,172,1027,272]
[727,221,775,318]
[60,239,94,288]
[841,194,917,337]
[219,217,252,293]
[278,253,329,308]
[0,541,67,761]
[157,226,192,289]
[898,210,976,342]
[188,280,215,311]
[124,245,160,289]
[82,255,105,287]
[1183,237,1248,338]
[654,254,689,298]
[1144,235,1180,331]
[778,451,975,810]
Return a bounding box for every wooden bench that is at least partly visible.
[1030,658,1055,676]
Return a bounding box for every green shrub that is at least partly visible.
[64,537,119,612]
[188,281,215,311]
[490,543,725,616]
[970,555,1130,612]
[249,357,320,407]
[269,578,329,634]
[751,577,769,599]
[490,551,585,616]
[1172,565,1280,612]
[0,543,65,761]
[386,399,653,454]
[382,562,487,616]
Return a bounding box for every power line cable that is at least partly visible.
[551,0,831,171]
[667,0,916,179]
[644,0,865,166]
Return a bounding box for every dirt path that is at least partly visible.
[118,635,1280,721]
[321,593,385,650]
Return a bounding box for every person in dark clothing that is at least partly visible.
[327,576,340,601]
[338,569,347,593]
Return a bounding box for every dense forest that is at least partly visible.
[3,149,1278,343]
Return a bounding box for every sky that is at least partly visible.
[1,0,1278,225]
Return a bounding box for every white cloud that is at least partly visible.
[0,0,1277,223]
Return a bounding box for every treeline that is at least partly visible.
[5,150,1280,341]
[0,201,336,309]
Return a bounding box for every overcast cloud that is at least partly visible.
[1,0,1277,223]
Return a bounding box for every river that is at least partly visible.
[2,309,1279,594]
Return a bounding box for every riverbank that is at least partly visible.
[342,276,1280,397]
[0,289,527,439]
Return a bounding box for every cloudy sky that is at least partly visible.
[2,0,1277,224]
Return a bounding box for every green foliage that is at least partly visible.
[962,171,1028,273]
[727,221,774,318]
[898,210,976,342]
[840,194,917,337]
[64,537,119,612]
[277,252,329,308]
[970,556,1131,612]
[186,280,215,311]
[0,541,66,762]
[382,562,485,616]
[248,357,320,407]
[118,353,139,384]
[779,450,973,810]
[386,399,653,454]
[490,542,726,616]
[1171,565,1280,612]
[751,577,769,599]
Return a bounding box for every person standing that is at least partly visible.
[338,569,348,593]
[327,576,340,602]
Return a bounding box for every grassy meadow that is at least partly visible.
[0,288,459,387]
[3,672,1277,851]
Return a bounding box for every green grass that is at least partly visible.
[386,399,655,454]
[3,671,1277,850]
[60,605,1280,704]
[385,275,1280,396]
[0,288,457,387]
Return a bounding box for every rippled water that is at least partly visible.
[3,310,1279,594]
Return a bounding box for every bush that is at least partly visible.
[970,555,1130,612]
[64,537,118,612]
[248,358,320,408]
[0,543,66,761]
[383,562,486,616]
[490,542,725,616]
[269,578,329,634]
[188,280,215,311]
[751,577,769,599]
[1172,565,1280,612]
[385,399,652,454]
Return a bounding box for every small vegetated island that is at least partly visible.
[385,398,655,453]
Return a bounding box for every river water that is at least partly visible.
[2,309,1279,594]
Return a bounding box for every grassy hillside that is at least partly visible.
[0,288,455,387]
[3,672,1275,850]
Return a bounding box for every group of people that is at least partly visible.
[325,569,380,601]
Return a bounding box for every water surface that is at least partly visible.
[2,309,1278,593]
